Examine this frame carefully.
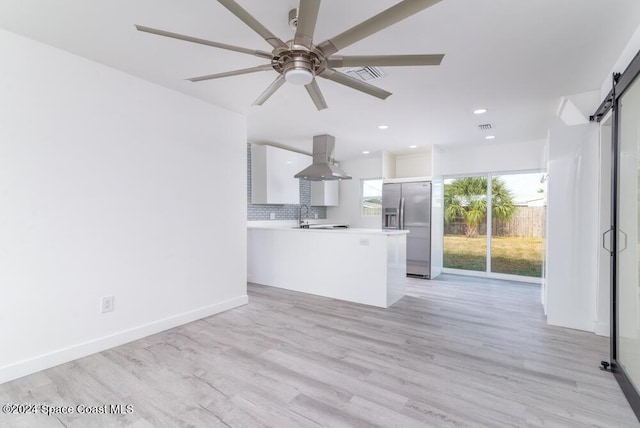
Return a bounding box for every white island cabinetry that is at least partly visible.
[247,226,407,308]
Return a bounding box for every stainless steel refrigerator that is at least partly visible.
[382,181,432,278]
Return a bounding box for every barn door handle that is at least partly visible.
[619,229,628,253]
[603,228,613,254]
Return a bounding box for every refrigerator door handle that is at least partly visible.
[399,197,405,230]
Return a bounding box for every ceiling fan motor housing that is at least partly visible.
[272,48,325,84]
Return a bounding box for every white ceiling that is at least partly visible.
[1,0,639,160]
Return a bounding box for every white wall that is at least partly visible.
[382,151,396,180]
[601,24,640,99]
[0,29,247,383]
[395,151,432,178]
[327,156,382,228]
[545,123,600,332]
[440,139,547,176]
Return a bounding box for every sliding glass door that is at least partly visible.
[443,173,545,279]
[490,173,546,278]
[616,67,640,404]
[443,177,487,272]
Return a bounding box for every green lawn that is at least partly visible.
[443,235,544,278]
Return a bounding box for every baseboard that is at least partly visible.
[595,322,611,337]
[0,295,248,384]
[547,315,595,334]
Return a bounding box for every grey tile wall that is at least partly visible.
[247,144,327,221]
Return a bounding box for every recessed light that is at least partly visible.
[473,108,488,115]
[362,151,370,154]
[485,135,496,140]
[409,145,417,149]
[378,125,389,130]
[286,161,293,164]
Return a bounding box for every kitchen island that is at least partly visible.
[247,224,408,308]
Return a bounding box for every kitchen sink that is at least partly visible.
[293,224,349,230]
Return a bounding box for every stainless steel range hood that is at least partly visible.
[294,135,352,181]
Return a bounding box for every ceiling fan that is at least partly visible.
[136,0,444,110]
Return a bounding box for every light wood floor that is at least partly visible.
[1,275,638,427]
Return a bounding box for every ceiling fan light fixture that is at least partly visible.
[285,68,314,85]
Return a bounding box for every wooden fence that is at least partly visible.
[444,206,546,238]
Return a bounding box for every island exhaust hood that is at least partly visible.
[294,135,352,181]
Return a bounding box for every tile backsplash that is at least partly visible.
[247,144,327,221]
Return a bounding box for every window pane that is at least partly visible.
[362,179,382,216]
[443,176,487,272]
[490,173,546,278]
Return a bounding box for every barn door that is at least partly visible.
[613,60,640,418]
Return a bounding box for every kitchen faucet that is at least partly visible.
[298,204,310,228]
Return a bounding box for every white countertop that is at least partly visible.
[248,224,408,236]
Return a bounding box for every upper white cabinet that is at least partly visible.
[251,145,310,205]
[311,180,339,206]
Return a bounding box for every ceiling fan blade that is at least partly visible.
[294,0,321,49]
[217,0,288,50]
[135,25,272,60]
[305,80,328,110]
[253,75,286,106]
[316,0,441,56]
[320,69,391,100]
[188,64,273,82]
[327,54,444,68]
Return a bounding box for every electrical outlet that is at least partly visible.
[101,296,114,313]
[270,212,275,220]
[360,238,369,246]
[314,213,318,219]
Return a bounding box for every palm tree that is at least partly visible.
[444,177,515,238]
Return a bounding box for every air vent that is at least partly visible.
[478,123,493,130]
[346,66,386,81]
